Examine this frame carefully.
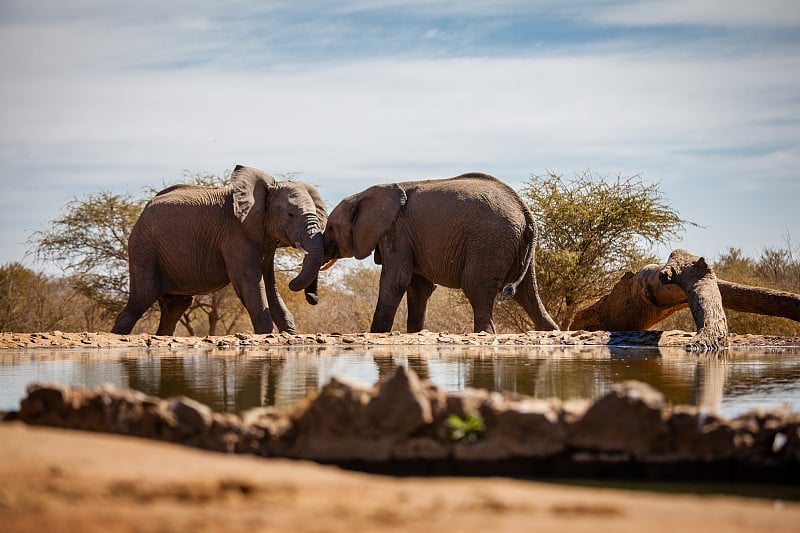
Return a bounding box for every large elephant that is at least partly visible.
[112,165,326,335]
[322,172,559,333]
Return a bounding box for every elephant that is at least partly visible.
[321,172,559,333]
[111,165,326,336]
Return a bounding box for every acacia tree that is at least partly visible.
[29,191,145,319]
[505,170,689,330]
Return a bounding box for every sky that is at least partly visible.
[1,0,799,270]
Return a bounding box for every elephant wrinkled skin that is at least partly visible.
[322,173,559,333]
[112,165,327,335]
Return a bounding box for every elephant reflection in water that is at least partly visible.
[117,346,732,413]
[122,351,288,413]
[371,348,431,382]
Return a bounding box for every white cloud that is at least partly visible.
[4,50,797,191]
[590,0,800,28]
[299,0,800,28]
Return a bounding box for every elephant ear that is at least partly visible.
[230,165,276,242]
[351,183,407,260]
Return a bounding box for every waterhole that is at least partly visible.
[2,345,799,418]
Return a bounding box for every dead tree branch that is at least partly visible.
[571,249,800,349]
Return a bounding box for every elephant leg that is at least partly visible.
[406,274,436,333]
[156,294,193,336]
[462,261,500,333]
[464,289,497,333]
[111,261,159,334]
[513,267,559,331]
[262,250,297,334]
[113,301,148,334]
[112,302,151,335]
[229,264,274,334]
[371,259,414,333]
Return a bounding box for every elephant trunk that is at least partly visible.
[289,230,324,293]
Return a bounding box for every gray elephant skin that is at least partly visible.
[322,172,559,333]
[112,165,326,335]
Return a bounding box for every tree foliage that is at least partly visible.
[0,262,107,332]
[29,191,146,315]
[515,170,689,329]
[713,243,800,336]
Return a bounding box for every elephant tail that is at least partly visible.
[499,223,536,303]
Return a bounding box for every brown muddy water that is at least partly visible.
[2,345,799,418]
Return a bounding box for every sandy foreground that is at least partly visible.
[0,422,797,533]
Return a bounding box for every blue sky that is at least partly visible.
[1,0,799,269]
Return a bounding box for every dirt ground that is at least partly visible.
[0,422,797,533]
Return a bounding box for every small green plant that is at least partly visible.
[445,412,485,443]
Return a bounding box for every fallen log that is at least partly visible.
[571,249,800,349]
[717,279,800,320]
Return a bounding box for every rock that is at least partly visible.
[454,396,567,461]
[287,367,438,461]
[81,385,148,434]
[285,376,391,461]
[393,437,449,460]
[366,365,432,436]
[205,413,248,453]
[663,406,747,462]
[446,388,491,419]
[569,381,668,455]
[785,416,800,463]
[19,383,175,440]
[729,406,794,460]
[19,383,71,426]
[664,406,707,460]
[167,396,214,438]
[240,407,292,456]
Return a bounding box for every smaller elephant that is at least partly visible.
[322,173,559,333]
[112,165,326,335]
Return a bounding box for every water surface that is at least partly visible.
[1,345,799,419]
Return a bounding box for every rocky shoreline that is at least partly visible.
[2,329,799,349]
[10,365,800,483]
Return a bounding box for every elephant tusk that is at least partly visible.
[320,258,338,271]
[295,242,309,255]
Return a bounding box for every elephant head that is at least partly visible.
[323,183,407,262]
[231,165,326,296]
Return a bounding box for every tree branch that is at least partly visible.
[571,249,800,349]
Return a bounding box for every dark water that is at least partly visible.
[1,345,799,419]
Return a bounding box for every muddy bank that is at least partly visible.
[1,329,799,349]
